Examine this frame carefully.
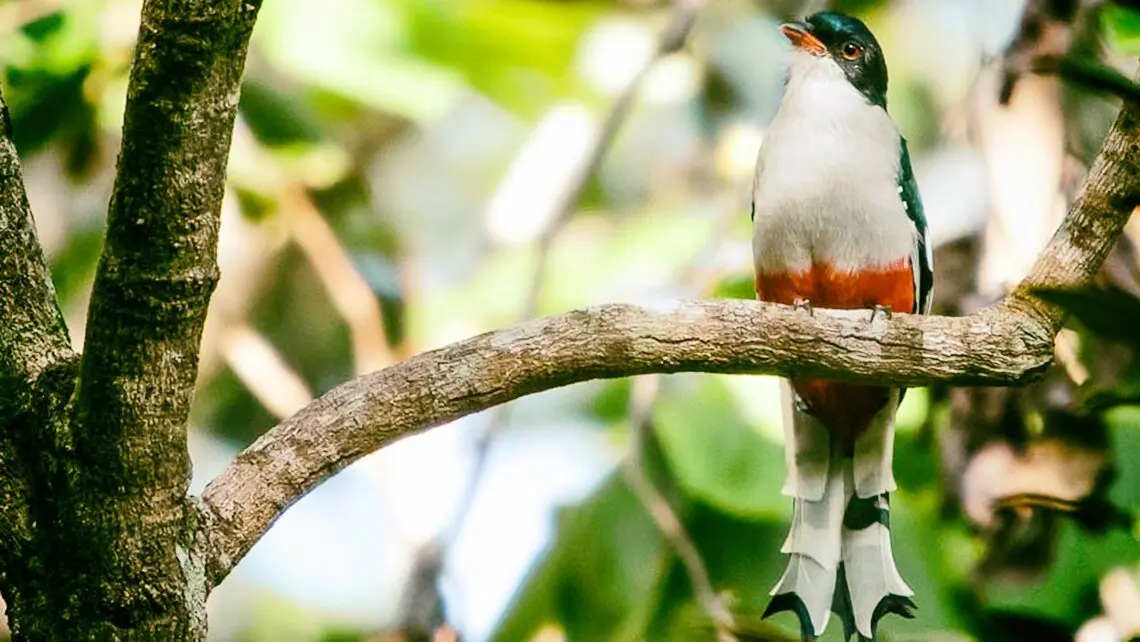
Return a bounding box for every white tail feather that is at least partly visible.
[851,390,900,498]
[842,501,914,637]
[778,460,846,567]
[770,459,849,636]
[769,553,837,636]
[767,388,914,640]
[779,380,830,501]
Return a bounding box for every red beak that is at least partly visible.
[780,22,826,55]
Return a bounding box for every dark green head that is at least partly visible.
[780,11,889,108]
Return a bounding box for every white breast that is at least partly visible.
[752,51,915,275]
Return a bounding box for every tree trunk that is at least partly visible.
[0,0,259,637]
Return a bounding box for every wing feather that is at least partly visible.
[898,138,933,315]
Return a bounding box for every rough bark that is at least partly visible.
[197,300,1050,581]
[0,0,262,638]
[0,101,74,391]
[0,82,79,639]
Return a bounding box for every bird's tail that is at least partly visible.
[763,382,916,640]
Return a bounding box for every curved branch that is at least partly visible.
[199,299,1051,583]
[198,63,1140,589]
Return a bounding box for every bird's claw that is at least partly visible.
[794,298,814,316]
[869,304,893,323]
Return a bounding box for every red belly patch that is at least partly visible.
[754,259,914,311]
[755,259,914,450]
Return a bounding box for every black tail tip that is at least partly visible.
[762,593,816,640]
[869,594,919,637]
[763,593,918,641]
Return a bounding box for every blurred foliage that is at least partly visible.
[2,0,1139,641]
[400,0,610,117]
[653,377,787,519]
[492,367,1137,641]
[1103,3,1140,54]
[1033,285,1140,351]
[1035,284,1140,408]
[2,6,100,167]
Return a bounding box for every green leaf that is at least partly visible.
[887,490,977,637]
[893,416,943,490]
[401,0,609,117]
[239,78,325,147]
[1,3,101,156]
[1105,407,1140,513]
[488,470,669,642]
[589,378,633,424]
[983,521,1140,626]
[1103,3,1140,54]
[896,386,932,434]
[1031,284,1140,349]
[654,375,788,520]
[252,0,463,123]
[712,274,755,300]
[48,224,104,306]
[642,504,796,642]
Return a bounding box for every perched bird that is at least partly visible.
[751,11,933,641]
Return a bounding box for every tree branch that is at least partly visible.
[0,89,74,396]
[198,299,1048,582]
[0,72,77,629]
[1033,55,1140,105]
[55,0,262,633]
[198,63,1140,590]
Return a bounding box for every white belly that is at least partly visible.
[752,52,915,276]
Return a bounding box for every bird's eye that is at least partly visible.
[841,42,862,60]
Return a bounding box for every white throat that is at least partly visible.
[751,51,913,274]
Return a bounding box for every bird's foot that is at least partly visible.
[793,298,814,316]
[869,304,893,324]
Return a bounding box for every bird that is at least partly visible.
[750,11,933,641]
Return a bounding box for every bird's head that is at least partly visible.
[780,11,889,108]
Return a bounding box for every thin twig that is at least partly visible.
[622,375,738,641]
[1032,54,1140,104]
[616,193,740,638]
[282,185,395,375]
[218,323,313,419]
[526,0,707,308]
